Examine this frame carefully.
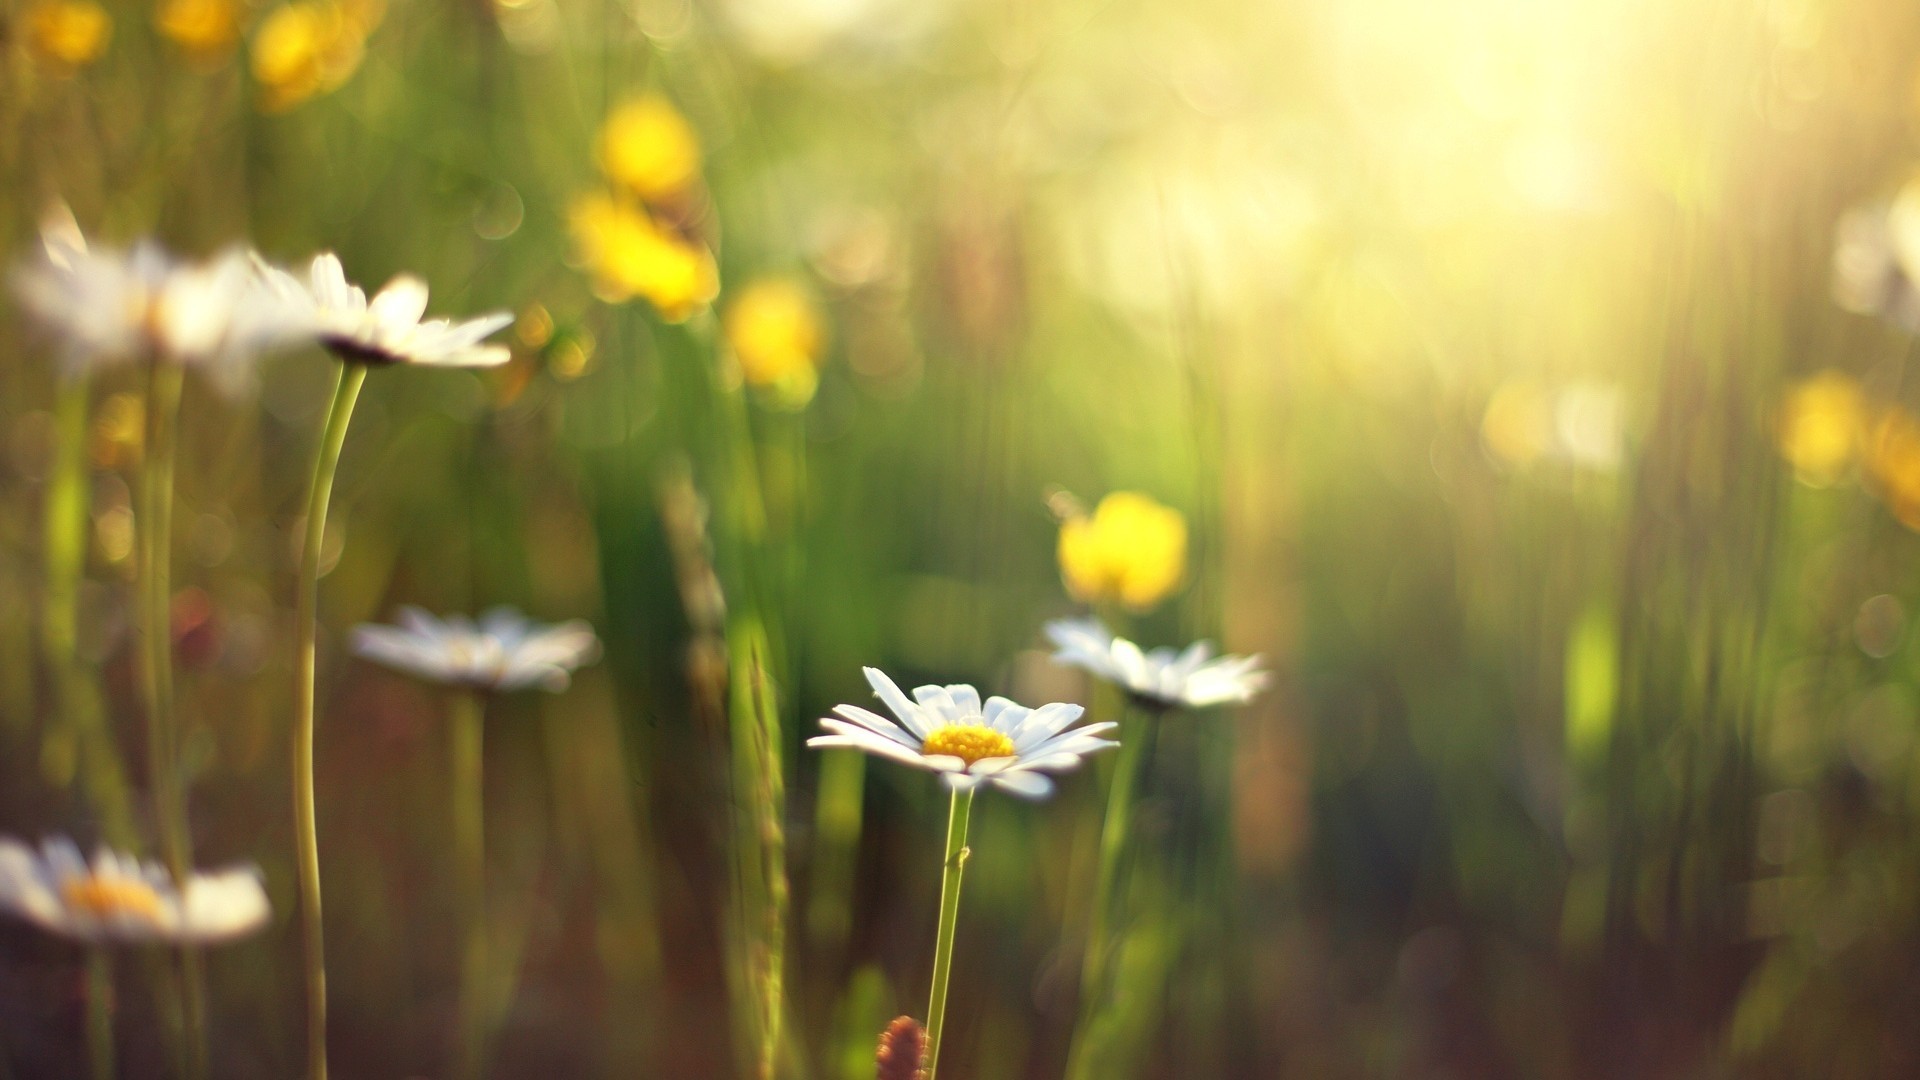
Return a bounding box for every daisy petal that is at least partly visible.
[992,771,1054,798]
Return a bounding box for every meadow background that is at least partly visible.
[5,0,1920,1075]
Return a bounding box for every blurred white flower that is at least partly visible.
[806,666,1115,799]
[10,223,307,392]
[721,0,944,65]
[1833,187,1920,334]
[1481,379,1625,473]
[0,837,270,945]
[1045,618,1268,710]
[261,253,512,368]
[351,606,601,692]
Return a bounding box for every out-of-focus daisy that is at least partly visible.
[0,837,269,944]
[249,0,382,111]
[260,253,512,368]
[1480,380,1625,473]
[11,226,306,392]
[597,96,702,204]
[1833,185,1920,334]
[26,0,112,68]
[568,193,719,321]
[807,667,1115,799]
[724,276,826,408]
[1056,491,1187,612]
[1045,617,1267,711]
[351,606,602,693]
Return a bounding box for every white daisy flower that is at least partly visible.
[807,667,1117,799]
[1832,202,1920,334]
[10,226,306,391]
[261,252,513,368]
[0,837,270,945]
[350,606,602,692]
[1045,617,1268,710]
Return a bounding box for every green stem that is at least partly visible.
[139,361,184,869]
[1064,707,1151,1080]
[923,787,975,1080]
[44,377,139,848]
[293,363,367,1080]
[667,316,790,1079]
[450,689,488,1080]
[727,617,787,1080]
[138,359,204,1080]
[86,947,113,1080]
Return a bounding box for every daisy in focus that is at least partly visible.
[1045,617,1267,711]
[259,252,512,368]
[807,667,1116,799]
[351,606,602,693]
[0,837,270,944]
[11,223,306,391]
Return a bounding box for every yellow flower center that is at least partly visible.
[921,724,1015,766]
[61,876,164,923]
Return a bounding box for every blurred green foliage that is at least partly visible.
[8,0,1920,1075]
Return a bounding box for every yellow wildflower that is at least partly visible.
[250,0,381,112]
[725,278,825,408]
[1777,370,1866,487]
[1481,381,1551,468]
[1869,406,1920,531]
[157,0,243,62]
[569,194,718,322]
[597,97,702,204]
[26,0,112,68]
[1057,492,1187,612]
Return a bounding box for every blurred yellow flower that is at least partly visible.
[1481,381,1551,468]
[157,0,243,62]
[1868,406,1920,531]
[725,278,826,408]
[250,0,381,112]
[1778,370,1866,487]
[569,194,718,322]
[597,97,702,204]
[1058,492,1187,612]
[26,0,112,68]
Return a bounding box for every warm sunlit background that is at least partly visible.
[6,0,1920,1074]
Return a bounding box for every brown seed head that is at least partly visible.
[875,1015,927,1080]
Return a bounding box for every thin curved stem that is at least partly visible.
[923,787,975,1080]
[139,359,205,1080]
[293,363,367,1080]
[1064,707,1151,1080]
[45,377,139,847]
[139,361,185,869]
